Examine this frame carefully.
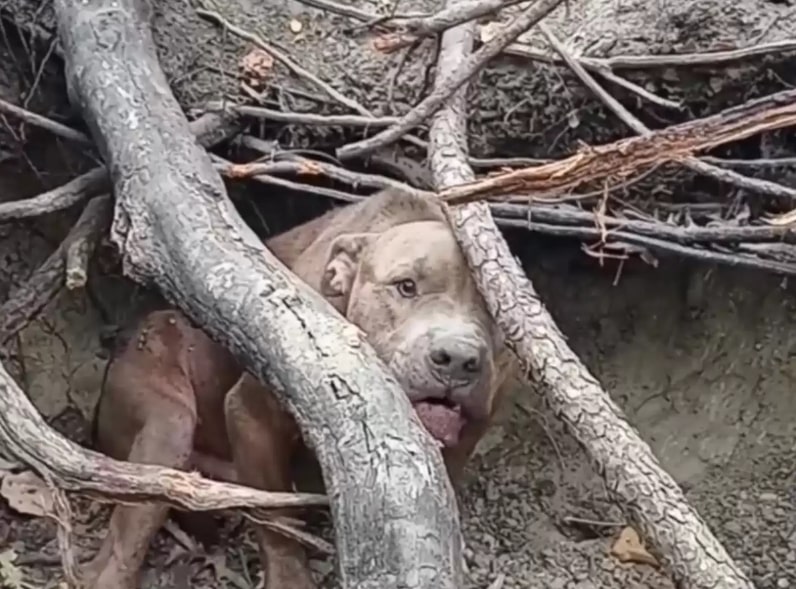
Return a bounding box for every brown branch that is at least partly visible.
[0,360,328,512]
[336,0,565,160]
[538,23,796,203]
[439,87,796,205]
[426,2,755,587]
[214,148,796,276]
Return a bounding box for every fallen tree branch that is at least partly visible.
[53,1,464,588]
[0,360,327,512]
[336,0,565,160]
[0,112,241,222]
[439,87,796,204]
[427,3,755,588]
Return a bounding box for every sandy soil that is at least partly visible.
[1,217,794,588]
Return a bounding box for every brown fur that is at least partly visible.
[85,189,517,589]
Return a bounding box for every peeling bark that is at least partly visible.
[52,0,463,587]
[426,2,754,588]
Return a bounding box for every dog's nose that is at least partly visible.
[428,337,484,383]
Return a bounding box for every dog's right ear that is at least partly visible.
[320,233,377,300]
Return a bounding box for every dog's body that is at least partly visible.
[85,189,516,589]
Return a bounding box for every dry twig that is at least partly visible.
[337,0,565,160]
[0,97,93,147]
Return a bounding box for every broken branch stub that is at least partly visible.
[426,2,754,588]
[53,0,463,587]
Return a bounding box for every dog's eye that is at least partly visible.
[395,279,417,298]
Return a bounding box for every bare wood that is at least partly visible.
[53,1,463,588]
[0,360,327,512]
[440,87,796,205]
[426,2,754,587]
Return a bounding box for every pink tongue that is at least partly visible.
[414,402,465,447]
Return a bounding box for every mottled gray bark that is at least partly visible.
[426,2,754,588]
[52,1,463,588]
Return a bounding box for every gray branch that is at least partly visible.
[51,0,463,587]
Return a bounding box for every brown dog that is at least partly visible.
[85,189,516,589]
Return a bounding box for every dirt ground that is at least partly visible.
[1,193,794,588]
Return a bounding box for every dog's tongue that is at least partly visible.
[414,402,466,447]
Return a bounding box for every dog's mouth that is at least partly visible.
[412,397,467,448]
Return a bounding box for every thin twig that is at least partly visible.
[0,97,93,147]
[499,218,796,275]
[376,0,530,51]
[337,0,565,160]
[503,37,796,71]
[0,195,112,345]
[196,7,373,117]
[207,102,399,128]
[538,24,796,203]
[216,158,430,196]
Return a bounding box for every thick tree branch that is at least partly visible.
[0,360,327,512]
[53,1,463,588]
[426,2,754,588]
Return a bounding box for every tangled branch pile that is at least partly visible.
[0,0,795,588]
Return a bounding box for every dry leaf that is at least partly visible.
[289,19,303,34]
[239,48,274,91]
[610,526,659,567]
[1,470,54,518]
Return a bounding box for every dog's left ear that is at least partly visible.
[320,233,377,300]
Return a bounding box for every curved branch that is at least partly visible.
[52,0,463,587]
